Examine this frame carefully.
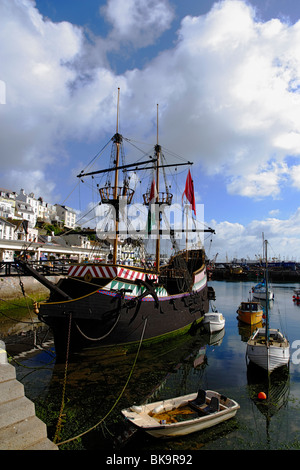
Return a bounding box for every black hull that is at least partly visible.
[37,249,213,360]
[39,285,210,359]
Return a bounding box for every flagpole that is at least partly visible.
[186,203,189,261]
[113,88,121,265]
[182,169,196,260]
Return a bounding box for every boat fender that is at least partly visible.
[130,405,143,413]
[152,404,164,414]
[33,302,39,314]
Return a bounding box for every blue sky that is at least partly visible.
[1,0,300,261]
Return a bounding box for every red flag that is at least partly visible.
[149,178,157,203]
[147,178,158,233]
[182,170,196,215]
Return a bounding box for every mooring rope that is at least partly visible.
[74,313,121,341]
[56,317,148,447]
[53,312,73,444]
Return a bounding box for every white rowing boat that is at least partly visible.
[121,389,239,438]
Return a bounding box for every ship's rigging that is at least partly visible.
[74,94,214,270]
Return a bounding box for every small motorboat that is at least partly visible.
[237,300,263,325]
[252,281,274,301]
[202,312,225,333]
[121,389,240,438]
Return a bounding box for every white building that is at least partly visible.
[15,200,36,228]
[12,220,39,243]
[0,200,14,219]
[60,233,91,249]
[0,217,15,240]
[55,204,77,229]
[0,188,16,219]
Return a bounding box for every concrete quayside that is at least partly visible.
[0,340,58,450]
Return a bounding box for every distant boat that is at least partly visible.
[252,233,274,301]
[121,389,239,438]
[292,288,300,301]
[246,240,290,373]
[202,311,225,333]
[237,300,264,325]
[252,280,274,301]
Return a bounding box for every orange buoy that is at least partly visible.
[258,392,267,400]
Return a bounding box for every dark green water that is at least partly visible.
[11,281,300,451]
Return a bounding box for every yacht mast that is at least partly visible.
[265,240,269,343]
[265,239,270,373]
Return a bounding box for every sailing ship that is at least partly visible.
[246,240,290,373]
[20,91,215,358]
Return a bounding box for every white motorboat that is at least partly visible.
[202,312,225,333]
[252,281,274,301]
[121,389,239,438]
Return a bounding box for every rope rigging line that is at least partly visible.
[56,317,148,447]
[79,138,112,175]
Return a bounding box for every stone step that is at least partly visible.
[0,396,35,430]
[0,377,24,405]
[25,437,59,450]
[0,363,16,383]
[0,415,48,450]
[0,342,58,450]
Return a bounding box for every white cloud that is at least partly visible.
[289,164,300,189]
[0,0,84,194]
[103,0,300,201]
[208,207,300,261]
[100,0,175,48]
[9,169,56,203]
[2,0,300,205]
[165,1,300,193]
[227,162,289,198]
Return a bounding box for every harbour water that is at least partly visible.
[8,280,300,451]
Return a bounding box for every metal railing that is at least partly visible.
[0,260,72,277]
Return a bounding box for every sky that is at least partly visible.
[2,0,300,261]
